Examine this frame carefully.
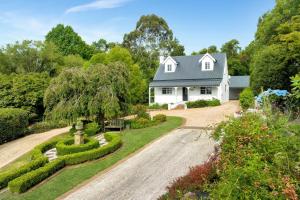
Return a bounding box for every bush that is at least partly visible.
[84,122,100,136]
[148,103,168,110]
[133,104,150,119]
[8,159,65,193]
[153,114,167,123]
[56,137,99,156]
[186,99,221,108]
[239,88,254,110]
[0,108,29,144]
[0,157,48,189]
[130,117,152,129]
[61,133,122,165]
[29,120,68,134]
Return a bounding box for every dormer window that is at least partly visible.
[205,62,210,70]
[167,64,172,72]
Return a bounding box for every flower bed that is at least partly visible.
[186,99,220,108]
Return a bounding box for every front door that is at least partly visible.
[182,87,188,101]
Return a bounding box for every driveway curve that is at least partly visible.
[62,129,214,200]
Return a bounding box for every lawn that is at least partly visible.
[0,116,183,200]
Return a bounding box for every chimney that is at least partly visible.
[159,56,165,64]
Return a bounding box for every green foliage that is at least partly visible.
[148,103,168,110]
[8,159,65,193]
[130,118,152,129]
[62,54,85,68]
[250,0,300,92]
[0,73,50,121]
[133,104,150,119]
[60,133,122,165]
[291,73,300,99]
[192,45,219,55]
[44,62,130,123]
[239,88,255,110]
[0,157,48,189]
[84,122,100,136]
[186,99,221,108]
[0,108,29,144]
[153,114,167,123]
[56,137,99,156]
[45,24,92,59]
[0,40,63,75]
[28,120,68,134]
[210,113,300,199]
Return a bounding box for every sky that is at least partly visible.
[0,0,275,54]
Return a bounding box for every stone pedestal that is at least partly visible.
[74,120,84,145]
[74,132,84,145]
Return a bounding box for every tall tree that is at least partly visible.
[46,24,92,59]
[191,45,219,55]
[91,38,109,53]
[123,14,185,78]
[250,0,300,93]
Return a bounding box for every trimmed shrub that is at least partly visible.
[153,114,167,123]
[8,159,65,193]
[130,117,152,129]
[133,104,150,119]
[0,157,48,189]
[61,133,122,165]
[29,120,68,134]
[186,99,221,108]
[0,108,29,144]
[56,137,100,156]
[84,122,100,136]
[148,103,168,110]
[239,88,254,110]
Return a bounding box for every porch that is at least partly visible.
[149,86,219,105]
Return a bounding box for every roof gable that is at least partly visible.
[198,53,216,63]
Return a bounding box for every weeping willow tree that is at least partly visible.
[44,62,130,125]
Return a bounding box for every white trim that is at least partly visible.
[199,53,216,63]
[162,56,177,65]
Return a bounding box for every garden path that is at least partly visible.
[0,127,70,169]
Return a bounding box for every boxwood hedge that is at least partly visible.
[0,108,29,144]
[7,133,121,193]
[56,137,100,156]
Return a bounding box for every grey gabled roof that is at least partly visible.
[152,53,226,82]
[149,79,222,87]
[229,76,250,88]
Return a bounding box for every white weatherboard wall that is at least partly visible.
[154,87,182,104]
[188,87,218,101]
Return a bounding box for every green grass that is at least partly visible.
[0,116,183,200]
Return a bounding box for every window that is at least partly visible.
[162,88,172,95]
[200,87,212,95]
[205,62,210,70]
[167,64,172,72]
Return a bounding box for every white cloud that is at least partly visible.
[65,0,132,14]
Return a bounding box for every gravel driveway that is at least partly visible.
[62,128,215,200]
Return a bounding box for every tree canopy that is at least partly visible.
[44,63,130,123]
[45,24,93,59]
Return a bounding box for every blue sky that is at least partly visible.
[0,0,275,54]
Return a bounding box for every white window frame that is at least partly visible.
[205,62,210,70]
[162,87,172,95]
[200,87,212,95]
[167,64,172,72]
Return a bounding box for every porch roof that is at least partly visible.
[149,79,222,87]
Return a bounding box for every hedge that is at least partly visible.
[8,159,65,193]
[153,114,167,123]
[239,88,254,110]
[56,137,99,156]
[0,108,29,144]
[0,157,48,189]
[84,122,100,136]
[29,120,68,134]
[6,133,121,193]
[186,99,221,108]
[61,133,122,165]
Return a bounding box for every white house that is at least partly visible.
[149,53,249,108]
